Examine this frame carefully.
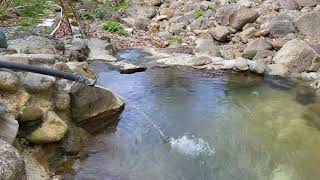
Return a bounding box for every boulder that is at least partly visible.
[210,26,230,42]
[235,58,249,71]
[296,0,318,7]
[0,139,26,180]
[65,38,89,62]
[239,27,256,43]
[215,5,239,26]
[0,70,20,93]
[190,17,208,31]
[18,106,43,122]
[273,39,320,73]
[242,38,273,59]
[266,14,296,36]
[0,29,8,48]
[158,31,173,40]
[266,64,289,76]
[87,39,116,62]
[195,38,220,56]
[70,83,124,133]
[190,56,212,66]
[54,92,70,111]
[248,60,266,74]
[229,7,259,31]
[8,36,57,54]
[294,11,320,37]
[277,0,300,9]
[171,23,185,35]
[67,62,97,79]
[21,73,55,93]
[27,111,68,144]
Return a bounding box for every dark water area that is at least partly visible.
[71,66,320,180]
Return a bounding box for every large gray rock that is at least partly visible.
[0,70,20,93]
[0,29,8,48]
[0,139,26,180]
[195,38,220,56]
[27,111,68,144]
[266,64,289,76]
[21,73,55,93]
[229,7,259,30]
[70,83,124,133]
[273,39,320,72]
[266,14,296,36]
[54,92,70,111]
[277,0,300,9]
[294,11,320,37]
[190,17,208,31]
[8,36,57,54]
[190,56,212,66]
[296,0,318,7]
[210,26,230,42]
[242,38,273,59]
[87,39,116,61]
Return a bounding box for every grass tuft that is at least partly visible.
[103,20,126,35]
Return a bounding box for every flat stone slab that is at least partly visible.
[87,39,117,62]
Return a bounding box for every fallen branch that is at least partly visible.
[50,5,63,36]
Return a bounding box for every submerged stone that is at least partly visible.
[0,29,8,48]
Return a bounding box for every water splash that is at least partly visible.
[169,135,215,157]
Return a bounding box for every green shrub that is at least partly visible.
[195,10,204,19]
[170,36,183,44]
[103,20,126,34]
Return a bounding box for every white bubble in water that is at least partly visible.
[169,135,215,157]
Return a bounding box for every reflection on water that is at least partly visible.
[75,68,320,180]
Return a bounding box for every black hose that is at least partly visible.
[0,61,96,86]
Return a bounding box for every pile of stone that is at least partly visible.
[0,33,124,178]
[98,0,320,84]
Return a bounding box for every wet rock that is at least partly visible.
[266,64,289,76]
[21,73,55,93]
[273,39,320,73]
[0,29,8,48]
[18,106,43,122]
[295,85,316,105]
[70,83,124,133]
[266,14,296,36]
[117,62,147,74]
[0,70,20,93]
[0,139,26,180]
[294,11,320,37]
[27,111,68,144]
[190,56,212,66]
[134,17,151,31]
[60,125,90,155]
[210,26,230,42]
[54,92,70,111]
[242,38,272,59]
[8,36,57,54]
[229,7,259,31]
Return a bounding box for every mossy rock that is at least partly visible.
[0,29,8,48]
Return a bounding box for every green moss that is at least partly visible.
[17,18,35,26]
[103,20,126,35]
[170,36,183,44]
[112,1,129,11]
[195,10,204,19]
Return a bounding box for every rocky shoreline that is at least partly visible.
[0,0,320,179]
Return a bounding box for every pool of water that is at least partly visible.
[74,68,320,180]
